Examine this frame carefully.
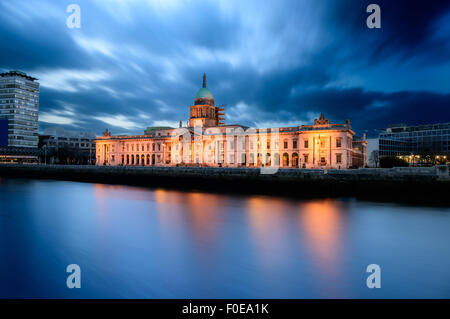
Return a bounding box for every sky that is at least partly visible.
[1,0,449,137]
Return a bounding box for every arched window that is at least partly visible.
[126,154,130,165]
[152,154,156,165]
[282,153,289,167]
[266,153,271,166]
[274,153,280,166]
[131,154,135,165]
[141,154,145,166]
[147,154,150,165]
[250,153,255,165]
[292,153,299,167]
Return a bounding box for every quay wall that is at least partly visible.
[0,164,449,204]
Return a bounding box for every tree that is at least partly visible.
[368,150,379,168]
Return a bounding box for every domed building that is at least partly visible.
[95,73,366,169]
[188,73,225,127]
[194,74,214,106]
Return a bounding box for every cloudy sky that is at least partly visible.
[1,0,449,137]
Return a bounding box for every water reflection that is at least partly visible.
[185,192,222,244]
[298,199,347,297]
[299,200,343,271]
[246,197,291,270]
[1,179,450,298]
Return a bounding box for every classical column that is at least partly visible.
[329,136,332,168]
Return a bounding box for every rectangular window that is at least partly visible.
[304,154,309,163]
[336,153,342,164]
[293,140,297,148]
[304,140,309,148]
[336,137,342,148]
[284,140,288,149]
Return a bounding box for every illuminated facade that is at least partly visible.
[95,75,366,169]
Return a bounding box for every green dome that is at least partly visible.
[195,87,214,99]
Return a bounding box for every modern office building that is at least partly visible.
[0,118,7,147]
[39,127,96,164]
[95,74,367,169]
[0,70,39,148]
[379,123,450,160]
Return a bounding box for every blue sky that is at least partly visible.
[1,0,449,137]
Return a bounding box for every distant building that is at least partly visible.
[95,74,367,169]
[0,71,39,148]
[144,126,173,135]
[0,118,7,147]
[39,127,96,164]
[379,123,449,159]
[352,134,367,168]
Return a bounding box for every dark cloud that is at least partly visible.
[0,0,448,137]
[326,0,450,63]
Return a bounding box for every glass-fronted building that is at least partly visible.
[379,123,450,158]
[0,118,8,147]
[0,71,39,148]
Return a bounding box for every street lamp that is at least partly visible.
[44,144,47,165]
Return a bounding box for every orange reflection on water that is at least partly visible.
[93,184,110,219]
[246,196,290,268]
[155,190,223,244]
[154,188,168,204]
[299,199,343,274]
[185,192,222,243]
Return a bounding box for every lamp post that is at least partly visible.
[44,144,47,165]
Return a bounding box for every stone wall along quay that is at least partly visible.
[0,164,448,205]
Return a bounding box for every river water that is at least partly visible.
[0,178,449,298]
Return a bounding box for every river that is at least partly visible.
[0,178,449,298]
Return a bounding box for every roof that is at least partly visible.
[195,87,214,99]
[0,70,38,81]
[145,126,173,131]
